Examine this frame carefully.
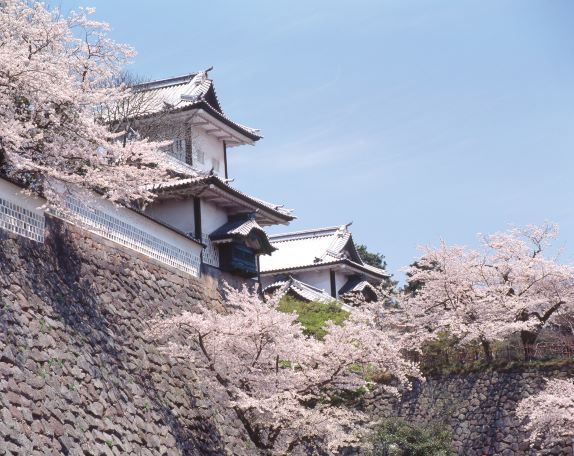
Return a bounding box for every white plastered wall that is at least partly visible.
[191,127,225,177]
[0,178,46,242]
[201,200,228,235]
[263,267,353,299]
[65,191,203,274]
[0,179,46,213]
[334,270,350,298]
[294,270,332,296]
[98,199,199,256]
[144,199,196,235]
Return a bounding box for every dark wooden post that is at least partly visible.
[193,197,202,241]
[330,270,337,298]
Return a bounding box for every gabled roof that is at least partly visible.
[209,217,276,255]
[151,172,295,226]
[130,70,262,144]
[259,224,387,280]
[264,277,334,303]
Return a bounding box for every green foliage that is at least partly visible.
[277,294,348,339]
[369,418,456,456]
[357,244,386,269]
[356,244,398,293]
[402,259,441,296]
[418,331,473,375]
[414,329,574,376]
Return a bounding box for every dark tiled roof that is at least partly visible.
[209,217,276,255]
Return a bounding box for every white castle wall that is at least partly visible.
[145,199,196,235]
[0,179,45,242]
[145,196,226,269]
[200,200,227,267]
[296,270,332,296]
[64,193,202,277]
[0,178,202,277]
[191,127,225,177]
[262,268,354,299]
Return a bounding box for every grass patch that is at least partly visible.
[277,294,349,339]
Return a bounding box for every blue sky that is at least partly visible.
[60,0,574,281]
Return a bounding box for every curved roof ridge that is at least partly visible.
[133,73,198,91]
[269,225,342,241]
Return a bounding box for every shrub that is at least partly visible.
[368,418,456,456]
[277,294,348,339]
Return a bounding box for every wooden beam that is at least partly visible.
[223,141,228,179]
[193,197,202,240]
[330,270,337,298]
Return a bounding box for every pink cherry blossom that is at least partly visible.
[0,1,179,205]
[148,284,420,454]
[398,224,574,361]
[517,378,574,446]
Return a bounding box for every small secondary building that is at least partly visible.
[120,69,294,279]
[260,224,387,304]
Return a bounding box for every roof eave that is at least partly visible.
[126,101,261,144]
[205,177,294,224]
[153,176,294,225]
[210,230,277,256]
[260,259,387,280]
[196,102,262,143]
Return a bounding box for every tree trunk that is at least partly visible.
[480,338,493,364]
[520,330,539,362]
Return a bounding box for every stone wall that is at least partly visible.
[0,216,256,455]
[2,215,574,456]
[366,367,574,456]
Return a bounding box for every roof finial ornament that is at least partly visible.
[191,66,214,88]
[336,221,353,236]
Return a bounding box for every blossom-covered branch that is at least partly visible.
[398,224,574,361]
[516,378,574,446]
[0,0,180,204]
[147,284,419,454]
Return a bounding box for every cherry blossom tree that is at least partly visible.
[516,378,574,447]
[147,285,420,454]
[0,0,180,205]
[399,224,574,362]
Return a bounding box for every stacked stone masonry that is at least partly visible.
[1,215,574,455]
[366,367,574,456]
[0,217,257,455]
